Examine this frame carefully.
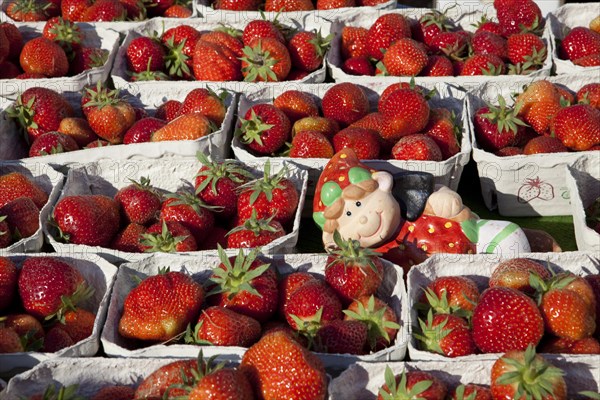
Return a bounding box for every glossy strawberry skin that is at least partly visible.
[123,117,166,144]
[135,359,199,399]
[278,272,318,318]
[29,131,79,157]
[392,134,443,161]
[284,280,343,330]
[290,130,334,158]
[0,172,48,209]
[366,13,411,61]
[193,40,242,82]
[1,197,40,239]
[333,127,381,160]
[110,223,146,253]
[551,104,600,151]
[420,314,477,357]
[560,27,600,62]
[237,178,299,226]
[273,90,319,124]
[160,197,215,245]
[379,88,430,140]
[188,368,254,400]
[287,31,325,73]
[239,104,291,155]
[325,255,383,305]
[378,371,447,400]
[489,258,550,294]
[322,83,370,128]
[315,319,367,354]
[126,37,165,74]
[420,276,481,315]
[19,37,68,77]
[195,306,261,347]
[226,219,285,248]
[115,181,161,225]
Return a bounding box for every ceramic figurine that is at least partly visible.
[313,149,557,270]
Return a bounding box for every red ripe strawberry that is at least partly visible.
[0,257,17,310]
[192,306,261,347]
[413,11,454,46]
[3,314,44,346]
[325,231,384,305]
[381,38,429,76]
[420,55,454,77]
[495,146,523,156]
[119,0,145,19]
[206,247,278,322]
[52,194,120,247]
[350,112,385,135]
[123,117,166,144]
[5,0,49,22]
[150,112,214,142]
[179,88,227,126]
[422,108,461,159]
[114,177,161,225]
[187,366,254,400]
[541,336,600,354]
[61,0,91,21]
[507,32,546,66]
[160,193,215,245]
[343,56,375,76]
[577,83,600,110]
[193,40,242,82]
[293,116,340,140]
[472,286,544,353]
[489,258,550,294]
[341,26,369,59]
[91,386,136,400]
[1,197,40,239]
[287,30,330,73]
[429,31,468,59]
[560,27,600,62]
[379,88,430,140]
[0,327,24,353]
[28,131,79,157]
[344,295,399,351]
[514,80,561,135]
[450,384,492,400]
[242,20,284,46]
[551,104,600,151]
[154,99,181,121]
[473,97,526,152]
[18,257,89,319]
[315,319,367,354]
[85,139,110,149]
[60,308,95,342]
[162,4,192,18]
[316,0,355,9]
[333,127,380,160]
[214,0,259,9]
[241,37,291,82]
[475,17,504,36]
[290,130,334,158]
[378,368,447,400]
[0,172,48,209]
[200,30,244,59]
[237,162,299,225]
[460,54,505,75]
[265,0,314,11]
[42,326,74,352]
[81,0,126,21]
[491,346,566,400]
[241,331,327,399]
[420,276,480,317]
[119,270,204,341]
[226,212,286,248]
[238,103,291,155]
[111,223,146,253]
[472,30,508,60]
[284,280,342,335]
[416,312,477,357]
[162,26,202,80]
[126,37,165,74]
[273,90,319,124]
[496,0,543,36]
[135,359,199,398]
[57,117,97,147]
[0,61,20,79]
[392,134,443,161]
[322,83,370,128]
[84,85,136,144]
[366,13,411,61]
[42,16,82,52]
[278,272,318,318]
[523,136,567,155]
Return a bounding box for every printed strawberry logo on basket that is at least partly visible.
[517,177,555,203]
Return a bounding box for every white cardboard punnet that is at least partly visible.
[0,162,64,254]
[0,253,118,376]
[467,74,600,216]
[406,251,600,362]
[566,162,600,253]
[44,159,307,264]
[101,252,409,368]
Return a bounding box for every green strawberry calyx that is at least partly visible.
[35,383,86,400]
[453,385,479,400]
[379,366,433,400]
[326,230,382,276]
[45,282,95,324]
[238,160,289,206]
[240,40,280,82]
[195,152,254,196]
[238,108,275,146]
[164,350,227,396]
[414,310,452,355]
[227,210,280,238]
[481,95,528,134]
[140,220,189,253]
[343,295,400,351]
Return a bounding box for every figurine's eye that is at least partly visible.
[346,211,352,216]
[356,202,361,207]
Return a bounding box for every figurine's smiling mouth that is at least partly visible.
[358,211,383,239]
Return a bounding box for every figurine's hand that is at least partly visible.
[423,186,473,221]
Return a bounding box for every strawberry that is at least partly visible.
[575,54,600,71]
[472,286,544,353]
[28,131,79,157]
[419,276,480,317]
[429,31,468,59]
[187,365,254,400]
[541,336,600,354]
[179,88,227,126]
[560,27,600,63]
[0,172,48,209]
[577,83,600,110]
[61,0,90,21]
[341,26,369,59]
[236,162,299,225]
[84,85,136,144]
[151,112,213,142]
[366,13,411,61]
[287,30,330,73]
[3,313,44,348]
[333,127,381,160]
[343,56,375,76]
[206,246,278,322]
[316,0,355,9]
[0,216,11,248]
[192,306,261,347]
[42,16,82,52]
[473,97,526,152]
[119,269,203,341]
[551,104,600,151]
[472,30,508,60]
[154,100,181,121]
[381,38,428,76]
[507,33,546,67]
[350,112,385,135]
[413,11,454,46]
[392,134,443,161]
[1,197,40,239]
[290,130,334,158]
[226,212,286,248]
[378,367,447,400]
[322,83,369,128]
[315,319,367,354]
[91,386,135,400]
[57,117,98,147]
[265,0,314,11]
[242,20,284,46]
[238,103,291,155]
[162,26,202,80]
[110,223,146,253]
[420,55,454,77]
[584,274,600,336]
[162,4,192,18]
[278,272,318,319]
[0,257,17,310]
[344,295,400,351]
[160,192,216,245]
[325,231,384,305]
[114,177,161,225]
[273,90,319,124]
[489,258,550,294]
[241,37,291,82]
[491,346,566,400]
[119,0,145,19]
[122,117,165,144]
[60,308,95,342]
[5,0,49,22]
[85,139,110,149]
[496,0,543,36]
[459,54,505,75]
[379,88,430,140]
[135,359,199,398]
[241,331,327,400]
[81,0,126,21]
[293,116,340,140]
[141,220,198,253]
[495,146,523,156]
[214,0,259,10]
[0,61,20,79]
[192,40,242,81]
[125,36,165,74]
[523,136,567,155]
[0,327,24,353]
[450,384,493,400]
[416,311,476,357]
[18,257,90,320]
[422,108,461,159]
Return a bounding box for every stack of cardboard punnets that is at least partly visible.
[1,0,599,398]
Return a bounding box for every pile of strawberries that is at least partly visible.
[210,0,391,12]
[4,0,192,22]
[0,20,108,80]
[414,258,600,359]
[49,157,299,252]
[338,0,548,77]
[0,256,97,354]
[0,172,48,249]
[7,86,227,157]
[558,16,600,67]
[116,236,400,357]
[124,20,330,82]
[238,82,460,161]
[473,80,600,155]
